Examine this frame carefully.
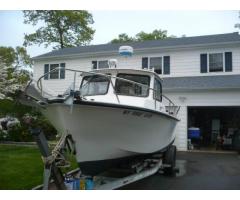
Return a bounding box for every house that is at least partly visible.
[32,32,240,151]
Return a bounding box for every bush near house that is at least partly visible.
[0,99,57,142]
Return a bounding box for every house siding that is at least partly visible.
[33,43,240,151]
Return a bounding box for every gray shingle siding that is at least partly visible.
[162,74,240,91]
[33,32,240,60]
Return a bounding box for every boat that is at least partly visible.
[21,51,180,176]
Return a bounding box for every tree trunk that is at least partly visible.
[60,33,64,49]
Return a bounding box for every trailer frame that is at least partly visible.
[31,128,178,190]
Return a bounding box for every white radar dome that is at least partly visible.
[119,46,133,56]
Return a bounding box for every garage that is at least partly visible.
[187,106,240,151]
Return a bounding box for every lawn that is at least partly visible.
[0,144,78,190]
[0,144,43,189]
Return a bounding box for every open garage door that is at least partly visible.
[187,106,240,151]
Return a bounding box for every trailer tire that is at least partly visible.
[163,145,176,176]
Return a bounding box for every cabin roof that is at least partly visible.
[90,68,162,81]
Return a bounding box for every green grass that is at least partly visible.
[0,144,78,190]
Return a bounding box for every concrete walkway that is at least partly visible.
[121,151,240,190]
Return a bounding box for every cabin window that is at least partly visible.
[142,56,170,75]
[44,63,65,80]
[115,74,150,97]
[92,60,109,69]
[80,75,110,96]
[153,78,162,101]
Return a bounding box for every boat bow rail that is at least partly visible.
[33,66,180,117]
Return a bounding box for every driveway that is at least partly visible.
[121,151,240,190]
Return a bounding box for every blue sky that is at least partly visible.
[0,10,239,57]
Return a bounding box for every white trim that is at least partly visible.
[144,56,165,75]
[44,63,65,80]
[207,52,225,73]
[92,60,109,70]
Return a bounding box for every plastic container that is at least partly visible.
[188,127,201,139]
[65,177,80,190]
[85,178,94,190]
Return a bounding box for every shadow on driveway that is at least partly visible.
[120,151,240,190]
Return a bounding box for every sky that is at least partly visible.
[0,10,239,57]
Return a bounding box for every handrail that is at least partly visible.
[36,67,180,116]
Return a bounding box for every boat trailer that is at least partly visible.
[31,129,178,190]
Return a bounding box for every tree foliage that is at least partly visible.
[23,10,95,49]
[0,46,32,100]
[235,11,240,29]
[0,47,16,67]
[135,29,168,41]
[0,46,32,69]
[110,29,176,43]
[110,33,135,44]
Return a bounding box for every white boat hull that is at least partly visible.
[42,101,178,164]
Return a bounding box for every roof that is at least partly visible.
[33,32,240,60]
[162,74,240,91]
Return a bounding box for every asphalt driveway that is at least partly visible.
[121,151,240,190]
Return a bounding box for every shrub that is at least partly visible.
[0,100,57,142]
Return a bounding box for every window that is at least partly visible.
[142,56,170,75]
[44,63,65,80]
[150,57,162,74]
[200,52,232,73]
[154,78,162,101]
[50,64,59,79]
[80,75,110,96]
[115,74,150,97]
[209,53,223,72]
[142,57,148,69]
[92,60,109,69]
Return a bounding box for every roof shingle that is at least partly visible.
[33,32,240,60]
[162,74,240,91]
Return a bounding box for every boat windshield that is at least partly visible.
[80,75,110,96]
[115,74,150,97]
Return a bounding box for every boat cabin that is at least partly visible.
[79,68,169,113]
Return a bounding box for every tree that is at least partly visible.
[235,11,240,29]
[110,33,135,43]
[110,29,176,43]
[135,29,168,41]
[0,47,16,67]
[23,10,95,49]
[0,46,32,100]
[0,46,32,69]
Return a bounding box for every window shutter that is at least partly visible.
[142,57,148,69]
[225,52,232,72]
[60,63,65,79]
[163,56,170,74]
[200,54,207,73]
[92,61,97,69]
[44,64,49,80]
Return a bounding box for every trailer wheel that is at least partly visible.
[163,145,176,176]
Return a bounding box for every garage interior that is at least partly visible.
[187,106,240,151]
